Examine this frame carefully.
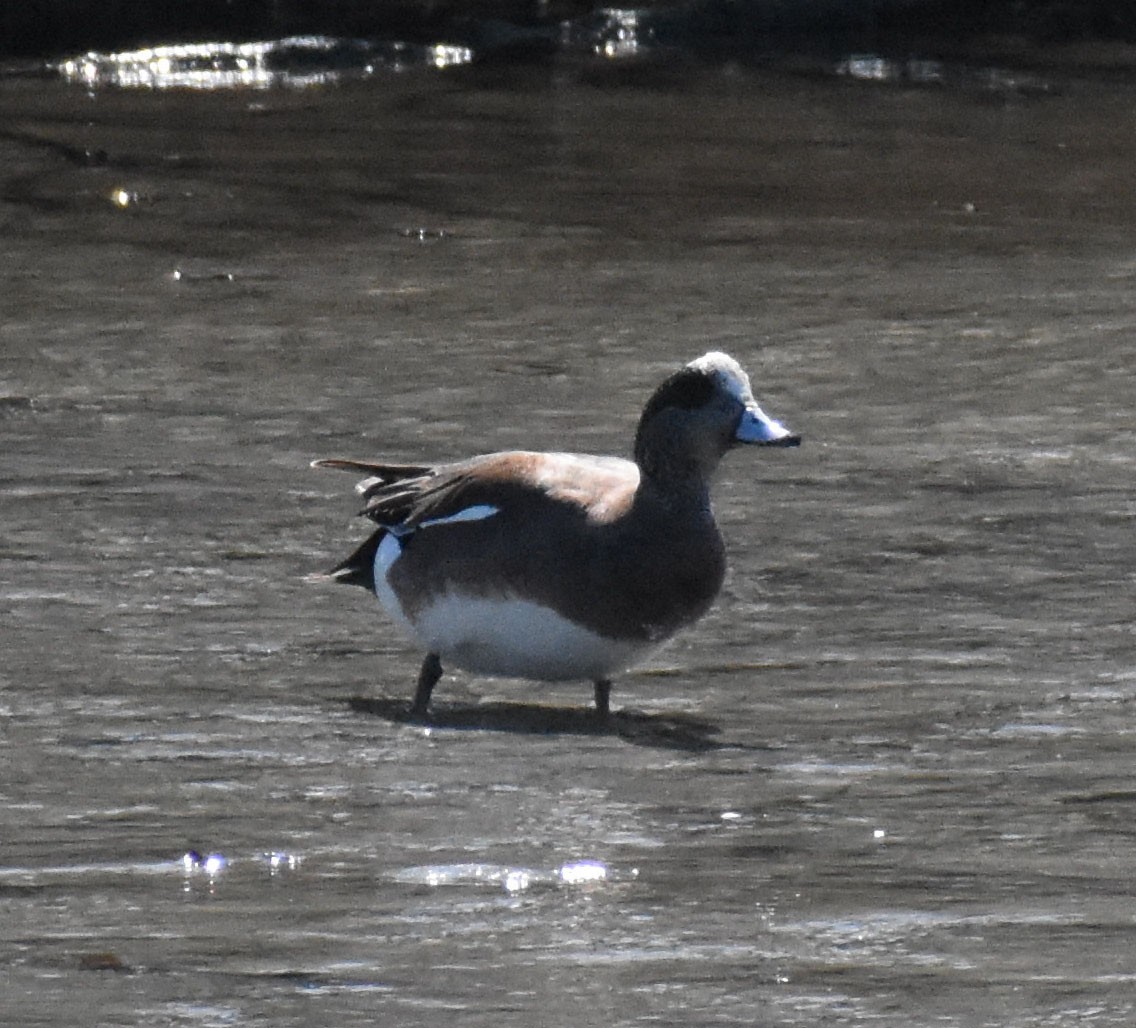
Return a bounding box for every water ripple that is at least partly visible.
[394,859,618,893]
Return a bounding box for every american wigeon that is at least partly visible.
[314,351,799,718]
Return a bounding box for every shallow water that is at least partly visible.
[2,60,1136,1026]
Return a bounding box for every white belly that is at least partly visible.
[377,584,655,681]
[420,595,663,681]
[412,592,657,680]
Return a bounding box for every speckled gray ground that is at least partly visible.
[2,65,1135,1026]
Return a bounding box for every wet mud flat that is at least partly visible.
[2,63,1136,1026]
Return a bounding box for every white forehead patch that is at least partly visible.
[685,351,755,404]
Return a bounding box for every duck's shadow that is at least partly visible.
[344,696,727,752]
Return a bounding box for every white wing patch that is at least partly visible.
[419,504,500,529]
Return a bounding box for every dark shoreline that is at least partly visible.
[3,0,1135,73]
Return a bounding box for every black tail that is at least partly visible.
[325,529,385,590]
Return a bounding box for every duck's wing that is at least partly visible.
[311,458,433,481]
[312,453,658,627]
[359,462,522,531]
[315,451,639,530]
[311,458,436,502]
[312,455,504,529]
[311,458,439,587]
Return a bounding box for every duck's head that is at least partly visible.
[634,351,800,482]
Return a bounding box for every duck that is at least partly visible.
[313,351,799,719]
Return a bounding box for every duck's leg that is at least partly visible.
[593,679,612,719]
[410,653,443,717]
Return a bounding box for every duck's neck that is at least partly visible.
[634,412,727,513]
[637,451,717,515]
